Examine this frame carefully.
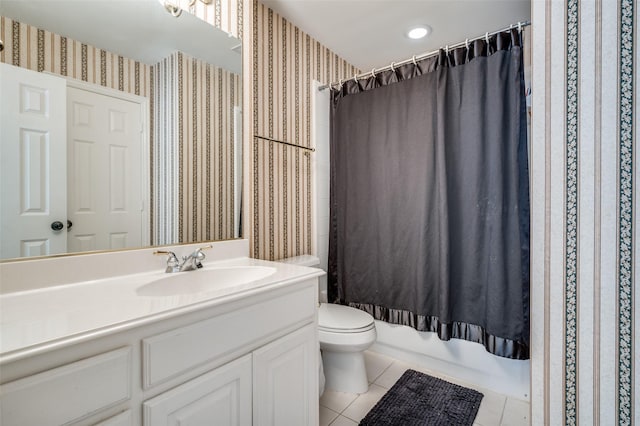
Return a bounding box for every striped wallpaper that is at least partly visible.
[530,0,637,424]
[176,0,243,40]
[247,0,360,260]
[176,52,242,243]
[0,16,152,97]
[153,52,241,245]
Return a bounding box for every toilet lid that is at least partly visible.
[318,303,374,332]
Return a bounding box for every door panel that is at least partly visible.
[67,86,144,253]
[0,63,67,258]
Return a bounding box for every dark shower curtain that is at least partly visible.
[328,29,530,360]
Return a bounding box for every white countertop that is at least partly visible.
[0,257,323,364]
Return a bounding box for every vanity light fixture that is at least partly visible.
[162,0,213,17]
[163,2,182,17]
[407,26,431,40]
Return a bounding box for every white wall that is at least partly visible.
[311,80,330,302]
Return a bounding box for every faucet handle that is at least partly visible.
[194,244,213,256]
[154,250,180,273]
[192,245,213,268]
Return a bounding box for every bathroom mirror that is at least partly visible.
[0,0,243,261]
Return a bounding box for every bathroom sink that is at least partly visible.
[136,266,277,296]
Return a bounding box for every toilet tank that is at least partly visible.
[277,255,327,302]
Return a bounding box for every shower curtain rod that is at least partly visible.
[318,20,531,91]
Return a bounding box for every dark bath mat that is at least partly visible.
[359,369,483,426]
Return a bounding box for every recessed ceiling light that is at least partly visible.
[407,26,430,40]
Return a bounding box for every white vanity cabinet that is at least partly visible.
[0,347,133,425]
[143,354,253,425]
[253,324,317,426]
[0,276,319,426]
[143,323,317,426]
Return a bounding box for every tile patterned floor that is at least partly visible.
[319,351,530,426]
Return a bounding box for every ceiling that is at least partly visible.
[262,0,531,71]
[0,0,242,71]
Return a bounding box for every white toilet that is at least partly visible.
[278,255,377,394]
[318,302,376,393]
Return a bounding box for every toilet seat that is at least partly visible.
[318,303,375,333]
[319,323,375,333]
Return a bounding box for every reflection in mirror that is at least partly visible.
[0,0,242,261]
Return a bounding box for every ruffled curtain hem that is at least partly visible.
[347,302,530,360]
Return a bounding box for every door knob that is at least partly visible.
[51,221,64,231]
[67,220,73,230]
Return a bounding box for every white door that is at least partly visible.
[143,354,252,426]
[66,85,145,252]
[253,324,318,426]
[0,63,67,259]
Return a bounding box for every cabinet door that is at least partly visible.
[143,354,252,426]
[253,324,318,426]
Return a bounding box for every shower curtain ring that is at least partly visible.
[390,62,395,72]
[518,21,522,32]
[338,78,343,89]
[412,55,417,66]
[485,32,489,43]
[371,69,376,79]
[445,45,449,54]
[465,38,469,49]
[353,74,358,83]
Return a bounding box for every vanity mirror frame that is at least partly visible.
[0,0,250,263]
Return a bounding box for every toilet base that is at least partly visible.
[322,350,369,394]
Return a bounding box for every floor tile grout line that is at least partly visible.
[327,414,341,426]
[340,392,362,415]
[327,414,338,426]
[342,413,361,423]
[497,394,508,425]
[342,383,388,423]
[322,405,341,420]
[371,359,399,387]
[366,355,394,385]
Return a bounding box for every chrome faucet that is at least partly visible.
[154,245,212,273]
[179,245,212,271]
[154,250,180,273]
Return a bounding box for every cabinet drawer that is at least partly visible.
[142,280,316,388]
[0,347,131,426]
